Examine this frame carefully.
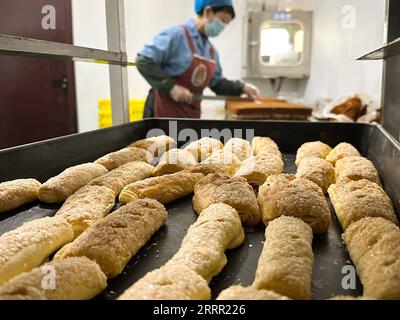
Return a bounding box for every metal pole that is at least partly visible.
[105,0,130,125]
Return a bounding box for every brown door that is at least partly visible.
[0,0,77,149]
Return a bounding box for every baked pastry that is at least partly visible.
[343,217,400,300]
[55,185,115,237]
[188,163,230,176]
[328,296,371,300]
[296,158,335,193]
[39,163,108,203]
[89,161,154,196]
[201,149,242,174]
[217,286,290,300]
[167,203,245,283]
[295,141,332,166]
[328,179,398,230]
[117,265,211,300]
[258,174,331,233]
[130,135,176,157]
[252,137,282,159]
[224,138,252,161]
[154,148,197,176]
[326,142,361,165]
[335,156,381,186]
[234,153,284,186]
[54,199,168,278]
[0,179,41,213]
[0,217,74,286]
[0,257,107,300]
[184,137,223,162]
[119,171,203,205]
[253,216,314,300]
[94,147,153,170]
[193,173,261,227]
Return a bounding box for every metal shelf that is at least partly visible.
[357,36,400,60]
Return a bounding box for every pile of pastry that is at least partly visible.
[0,135,398,300]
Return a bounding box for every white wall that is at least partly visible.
[72,0,386,131]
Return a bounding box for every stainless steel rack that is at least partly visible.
[0,0,132,126]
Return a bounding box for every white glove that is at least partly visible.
[243,83,260,100]
[170,84,193,104]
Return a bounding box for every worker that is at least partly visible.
[137,0,260,119]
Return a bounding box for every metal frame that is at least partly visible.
[0,0,132,126]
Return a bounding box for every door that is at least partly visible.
[0,0,77,149]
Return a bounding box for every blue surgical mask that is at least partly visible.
[205,16,226,38]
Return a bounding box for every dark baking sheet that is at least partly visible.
[1,119,399,300]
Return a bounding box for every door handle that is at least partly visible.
[52,75,68,95]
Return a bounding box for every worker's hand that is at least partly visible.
[243,83,260,100]
[170,85,193,104]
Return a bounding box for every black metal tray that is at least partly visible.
[1,119,399,300]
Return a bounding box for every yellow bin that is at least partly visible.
[98,99,145,128]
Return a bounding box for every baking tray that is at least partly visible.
[0,119,399,300]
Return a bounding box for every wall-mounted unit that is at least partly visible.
[243,10,313,79]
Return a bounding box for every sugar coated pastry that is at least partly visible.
[166,203,245,283]
[343,217,400,300]
[119,171,203,205]
[184,137,223,162]
[188,163,230,176]
[217,286,290,300]
[0,179,41,213]
[253,216,314,300]
[154,148,197,176]
[0,217,74,285]
[296,157,335,193]
[295,141,332,166]
[55,185,115,237]
[224,138,252,161]
[95,147,153,170]
[193,173,261,227]
[326,142,361,165]
[335,156,381,186]
[0,257,107,300]
[130,135,176,157]
[252,137,282,159]
[54,199,168,278]
[39,163,108,203]
[201,149,242,174]
[258,174,331,233]
[117,265,211,300]
[328,179,398,230]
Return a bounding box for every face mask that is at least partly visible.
[204,16,226,38]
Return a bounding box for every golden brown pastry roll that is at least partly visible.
[188,163,230,176]
[130,135,176,157]
[119,170,203,205]
[217,286,290,300]
[154,148,197,176]
[253,216,314,300]
[117,264,211,300]
[0,179,42,213]
[224,138,252,161]
[166,203,245,283]
[94,147,153,170]
[328,296,371,300]
[0,217,74,286]
[201,149,242,174]
[0,257,107,300]
[328,179,398,230]
[184,137,224,162]
[326,142,361,165]
[252,136,282,158]
[343,217,400,300]
[54,199,168,278]
[55,185,115,237]
[39,163,108,203]
[234,153,284,186]
[258,174,331,233]
[295,141,332,166]
[193,173,261,227]
[296,158,335,193]
[89,161,154,196]
[335,156,381,186]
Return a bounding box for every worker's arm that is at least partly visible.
[136,54,175,95]
[210,78,244,96]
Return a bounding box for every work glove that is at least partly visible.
[170,85,193,104]
[243,83,260,100]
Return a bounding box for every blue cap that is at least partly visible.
[195,0,233,14]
